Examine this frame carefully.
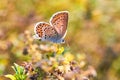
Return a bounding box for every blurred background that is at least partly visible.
[0,0,120,80]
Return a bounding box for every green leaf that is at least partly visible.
[5,74,16,80]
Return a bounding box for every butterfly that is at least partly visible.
[33,11,68,43]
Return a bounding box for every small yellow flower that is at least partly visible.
[57,47,64,54]
[63,60,69,65]
[52,61,58,68]
[64,52,74,62]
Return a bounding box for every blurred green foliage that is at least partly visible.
[0,0,120,80]
[5,63,27,80]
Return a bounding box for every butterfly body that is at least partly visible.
[33,11,68,43]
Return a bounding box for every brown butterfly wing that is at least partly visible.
[34,22,49,38]
[34,22,58,41]
[50,11,68,38]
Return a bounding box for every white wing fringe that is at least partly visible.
[33,34,41,39]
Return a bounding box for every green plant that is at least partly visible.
[5,63,27,80]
